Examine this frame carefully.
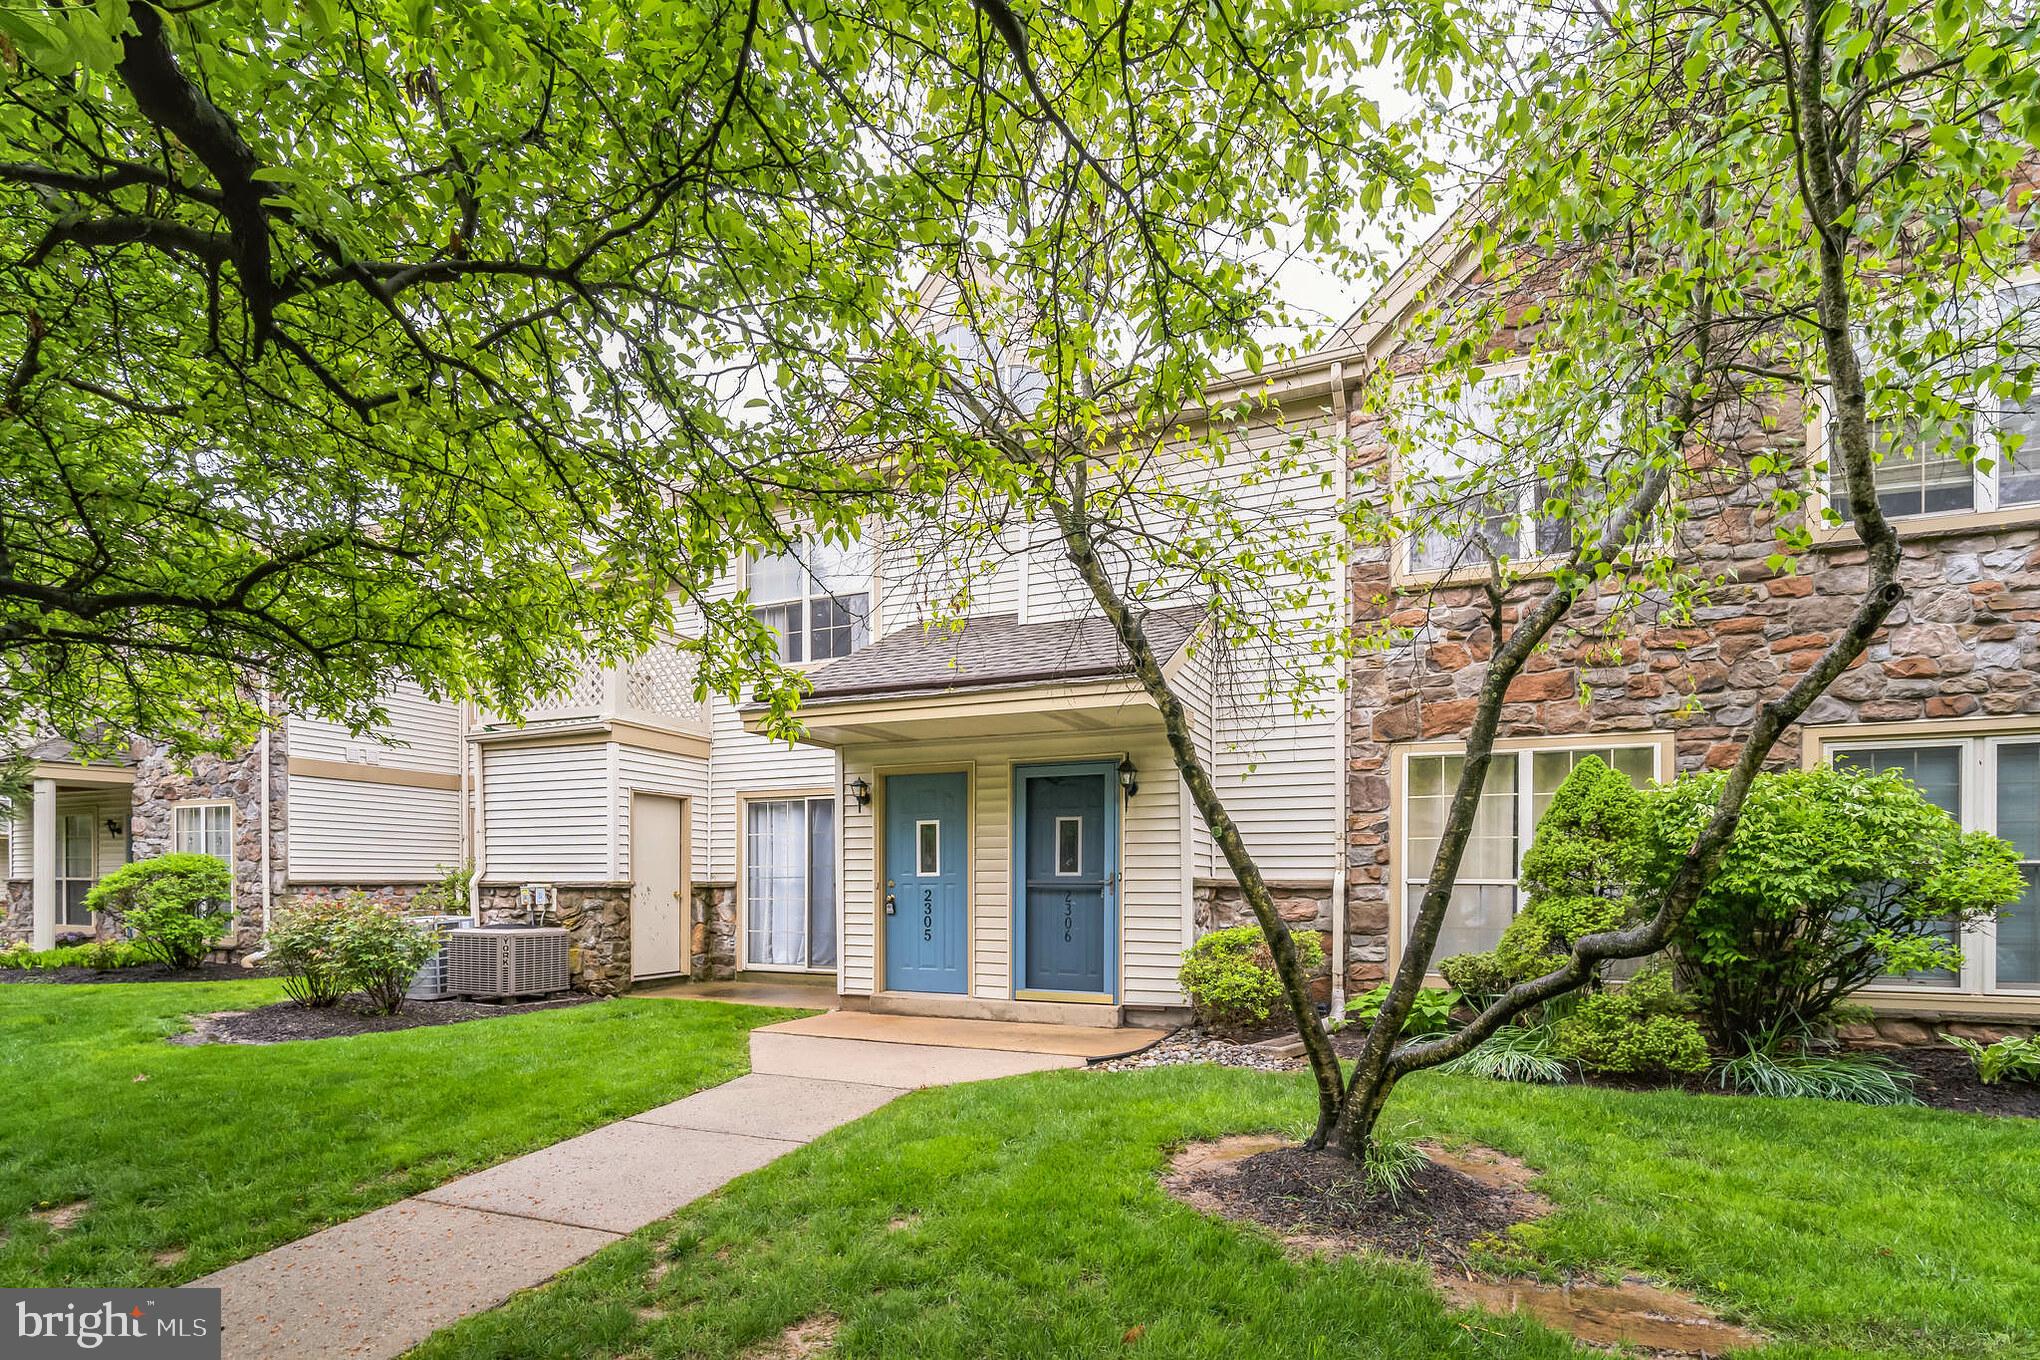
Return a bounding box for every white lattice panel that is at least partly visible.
[624,645,704,723]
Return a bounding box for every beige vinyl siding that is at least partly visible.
[6,801,28,879]
[614,743,710,882]
[286,777,460,881]
[838,728,1188,1006]
[705,695,837,882]
[840,767,877,992]
[481,742,613,883]
[285,683,466,882]
[877,522,1024,633]
[285,682,463,774]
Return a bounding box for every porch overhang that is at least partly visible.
[742,606,1205,749]
[753,677,1168,748]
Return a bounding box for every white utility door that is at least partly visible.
[630,794,687,979]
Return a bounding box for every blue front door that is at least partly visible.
[1017,765,1116,997]
[884,772,968,993]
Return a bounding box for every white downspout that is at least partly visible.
[258,687,274,937]
[467,718,485,923]
[1329,360,1351,1017]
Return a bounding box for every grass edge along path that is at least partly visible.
[407,1062,2036,1360]
[1,979,804,1287]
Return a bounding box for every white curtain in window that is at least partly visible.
[746,800,808,966]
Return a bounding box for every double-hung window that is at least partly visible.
[173,802,232,861]
[1825,281,2040,523]
[747,539,872,663]
[1400,368,1573,575]
[743,797,837,970]
[1400,742,1661,958]
[1823,735,2040,995]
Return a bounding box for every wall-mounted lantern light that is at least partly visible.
[846,776,872,808]
[1117,757,1139,801]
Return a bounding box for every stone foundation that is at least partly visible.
[478,883,633,996]
[690,881,737,981]
[1839,1014,2039,1047]
[1193,879,1335,1003]
[280,883,460,913]
[3,882,33,944]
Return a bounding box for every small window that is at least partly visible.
[173,802,232,861]
[916,820,941,877]
[1054,816,1082,876]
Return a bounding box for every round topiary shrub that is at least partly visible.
[1179,923,1324,1033]
[83,853,234,968]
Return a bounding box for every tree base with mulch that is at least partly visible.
[1165,1136,1767,1357]
[170,994,595,1044]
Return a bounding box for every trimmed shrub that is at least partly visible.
[265,894,439,1013]
[1553,966,1709,1076]
[83,854,233,967]
[265,898,353,1008]
[340,900,441,1015]
[0,939,152,970]
[1346,983,1459,1036]
[1656,764,2023,1050]
[1437,950,1510,1006]
[1179,924,1324,1033]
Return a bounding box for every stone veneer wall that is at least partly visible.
[3,882,31,944]
[690,881,737,981]
[128,733,289,949]
[1343,255,2040,1021]
[1193,879,1336,1004]
[477,883,633,996]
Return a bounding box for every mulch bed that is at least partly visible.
[0,962,276,985]
[1883,1044,2040,1117]
[1316,1026,2040,1118]
[169,993,596,1044]
[1181,1142,1540,1272]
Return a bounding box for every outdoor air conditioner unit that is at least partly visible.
[404,915,472,1001]
[445,925,571,1000]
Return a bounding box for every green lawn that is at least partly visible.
[409,1064,2034,1360]
[0,981,801,1287]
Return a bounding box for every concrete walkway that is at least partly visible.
[195,1012,1145,1360]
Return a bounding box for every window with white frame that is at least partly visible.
[1401,744,1660,958]
[56,813,96,926]
[1401,370,1575,574]
[1824,736,2039,995]
[746,538,872,663]
[743,797,837,969]
[1826,282,2040,522]
[173,802,232,862]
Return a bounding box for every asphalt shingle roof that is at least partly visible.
[799,606,1206,703]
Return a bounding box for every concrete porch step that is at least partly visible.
[855,988,1128,1028]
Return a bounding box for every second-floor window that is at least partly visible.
[1829,280,2040,522]
[1831,398,2040,522]
[748,539,871,663]
[1402,370,1569,574]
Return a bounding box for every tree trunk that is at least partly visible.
[1046,487,1349,1140]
